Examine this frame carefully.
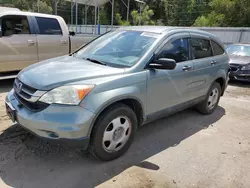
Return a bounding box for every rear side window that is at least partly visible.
[35,17,62,35]
[191,38,212,59]
[211,40,224,56]
[157,38,189,63]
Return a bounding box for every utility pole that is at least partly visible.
[135,0,145,25]
[94,1,97,34]
[120,0,130,22]
[127,0,130,22]
[75,0,78,33]
[54,0,58,15]
[139,4,142,25]
[37,0,39,13]
[111,0,114,29]
[52,0,58,15]
[71,1,75,25]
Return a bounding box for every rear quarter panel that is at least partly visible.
[202,53,229,97]
[211,54,230,88]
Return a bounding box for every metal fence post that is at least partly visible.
[239,29,244,43]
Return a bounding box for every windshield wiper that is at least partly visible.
[86,58,107,66]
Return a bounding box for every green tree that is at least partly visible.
[193,15,210,26]
[2,0,53,14]
[37,0,53,14]
[194,12,225,26]
[115,13,130,26]
[99,7,109,25]
[131,5,154,25]
[194,0,250,27]
[142,0,210,26]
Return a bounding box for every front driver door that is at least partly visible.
[146,33,194,115]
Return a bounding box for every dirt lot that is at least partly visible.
[0,79,250,188]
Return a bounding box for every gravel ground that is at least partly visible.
[0,79,250,188]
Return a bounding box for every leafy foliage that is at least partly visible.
[194,0,250,27]
[1,0,52,13]
[131,5,154,25]
[115,13,130,26]
[1,0,249,27]
[0,0,67,14]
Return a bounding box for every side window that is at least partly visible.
[157,38,189,63]
[191,38,212,59]
[1,15,30,37]
[35,17,62,35]
[211,40,224,56]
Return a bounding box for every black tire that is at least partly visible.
[89,103,137,161]
[196,82,222,115]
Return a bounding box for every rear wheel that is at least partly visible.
[89,103,137,161]
[196,82,222,115]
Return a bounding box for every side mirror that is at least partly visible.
[148,58,176,70]
[69,31,75,36]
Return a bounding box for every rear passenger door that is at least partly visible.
[189,34,215,99]
[34,17,68,61]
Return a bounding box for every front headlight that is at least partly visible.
[39,85,94,105]
[241,64,250,70]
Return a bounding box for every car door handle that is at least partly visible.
[27,40,35,45]
[211,60,217,65]
[61,40,68,44]
[182,66,192,71]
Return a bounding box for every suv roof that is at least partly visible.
[118,26,221,44]
[118,26,213,34]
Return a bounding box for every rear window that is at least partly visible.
[191,38,213,59]
[211,41,224,56]
[35,17,62,35]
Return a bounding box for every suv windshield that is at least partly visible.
[74,30,160,67]
[226,44,250,57]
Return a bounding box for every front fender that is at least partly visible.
[82,82,146,115]
[80,78,147,137]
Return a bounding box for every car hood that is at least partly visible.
[229,55,250,65]
[18,56,125,90]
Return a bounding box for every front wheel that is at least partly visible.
[196,82,222,115]
[89,103,137,161]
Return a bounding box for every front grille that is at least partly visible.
[230,64,240,72]
[13,79,49,112]
[230,64,250,74]
[14,92,49,112]
[241,70,250,74]
[14,78,37,99]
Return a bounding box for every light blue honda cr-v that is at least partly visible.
[6,26,230,161]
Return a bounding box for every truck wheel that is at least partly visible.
[196,82,222,115]
[89,103,137,161]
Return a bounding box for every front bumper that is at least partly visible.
[229,71,250,82]
[6,89,96,149]
[229,64,250,82]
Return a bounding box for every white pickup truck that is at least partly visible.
[0,8,94,79]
